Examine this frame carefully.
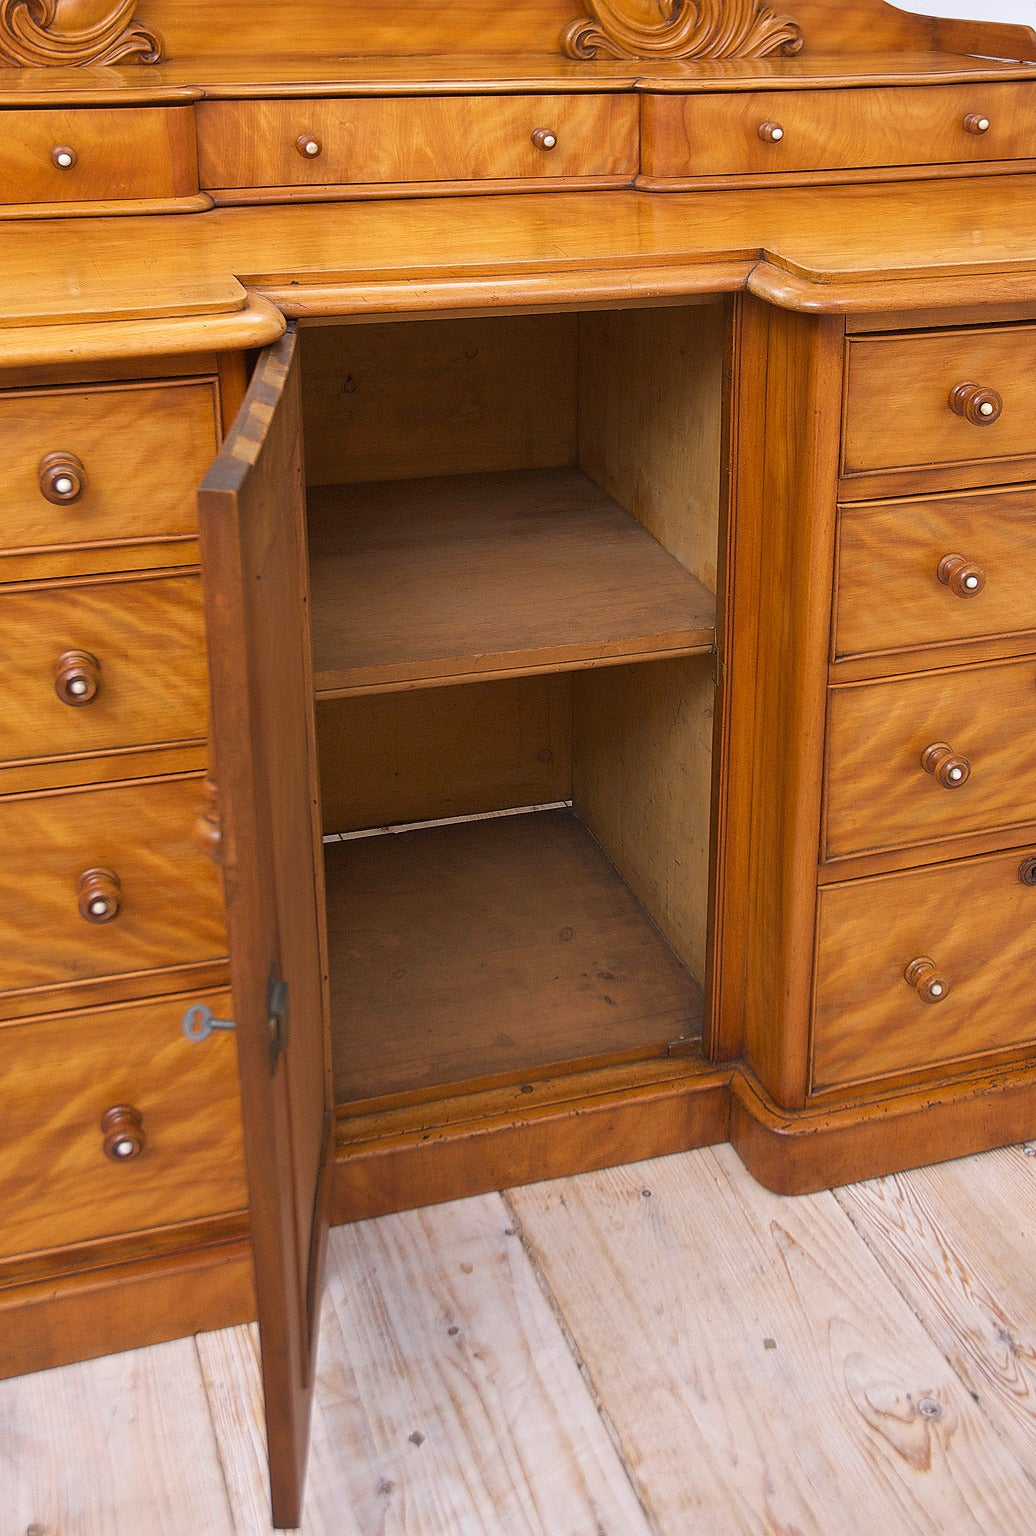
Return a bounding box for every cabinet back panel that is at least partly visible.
[316,674,573,833]
[573,654,715,983]
[300,315,578,486]
[577,302,725,592]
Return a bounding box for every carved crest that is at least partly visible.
[0,0,162,67]
[562,0,803,61]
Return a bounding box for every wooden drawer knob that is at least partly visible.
[1019,857,1036,886]
[904,956,951,1004]
[77,867,121,923]
[963,113,991,135]
[937,553,986,598]
[101,1105,145,1162]
[54,648,100,706]
[51,145,78,170]
[38,451,87,505]
[758,121,785,143]
[949,381,1003,425]
[531,128,558,150]
[921,742,971,789]
[296,134,322,158]
[193,778,223,862]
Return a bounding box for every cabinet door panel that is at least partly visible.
[198,328,331,1531]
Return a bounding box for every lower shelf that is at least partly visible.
[326,807,704,1106]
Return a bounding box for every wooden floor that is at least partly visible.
[7,1139,1036,1534]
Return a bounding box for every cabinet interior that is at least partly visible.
[298,302,726,1111]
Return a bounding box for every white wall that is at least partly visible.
[895,1,1036,21]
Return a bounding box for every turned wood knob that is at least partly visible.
[296,134,322,158]
[949,381,1003,425]
[193,778,223,862]
[54,649,100,706]
[38,451,86,505]
[1019,857,1036,886]
[51,145,78,170]
[77,867,121,923]
[758,121,785,143]
[101,1105,146,1162]
[963,113,991,135]
[921,742,971,789]
[937,553,986,598]
[904,956,951,1004]
[531,128,558,150]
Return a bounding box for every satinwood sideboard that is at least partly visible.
[4,0,1036,1523]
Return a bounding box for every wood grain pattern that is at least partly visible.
[0,376,218,577]
[642,82,1036,178]
[316,674,573,834]
[327,808,703,1104]
[0,773,226,999]
[843,324,1036,478]
[308,468,715,695]
[198,94,638,190]
[510,1143,1036,1533]
[824,655,1036,859]
[299,313,578,486]
[834,487,1036,663]
[0,990,247,1259]
[0,105,197,204]
[0,572,208,767]
[2,1338,237,1536]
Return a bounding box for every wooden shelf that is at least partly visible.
[326,808,704,1106]
[308,467,716,696]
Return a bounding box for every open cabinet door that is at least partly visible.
[198,328,332,1530]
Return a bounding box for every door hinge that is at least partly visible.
[268,966,289,1072]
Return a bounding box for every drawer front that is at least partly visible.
[813,847,1036,1090]
[641,82,1036,178]
[0,378,218,575]
[0,106,198,205]
[0,991,246,1259]
[825,656,1036,859]
[1,573,207,766]
[197,94,639,189]
[0,776,226,998]
[843,326,1036,476]
[834,488,1036,661]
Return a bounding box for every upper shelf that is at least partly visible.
[307,466,716,697]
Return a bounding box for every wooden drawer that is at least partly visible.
[834,487,1036,661]
[641,82,1036,180]
[197,95,639,191]
[813,846,1036,1091]
[0,991,246,1260]
[0,106,198,206]
[0,377,218,581]
[1,572,207,767]
[0,775,226,1001]
[843,326,1036,478]
[825,656,1036,860]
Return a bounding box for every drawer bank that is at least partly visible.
[4,0,1036,1524]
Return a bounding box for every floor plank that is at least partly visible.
[201,1193,655,1536]
[508,1144,1036,1535]
[0,1336,236,1536]
[835,1144,1036,1477]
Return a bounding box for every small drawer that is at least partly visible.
[0,775,226,1000]
[641,82,1036,180]
[813,846,1036,1091]
[1,572,207,767]
[0,106,198,206]
[824,656,1036,860]
[197,94,639,191]
[843,325,1036,478]
[0,991,246,1259]
[0,377,219,579]
[834,487,1036,661]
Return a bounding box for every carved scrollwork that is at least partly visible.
[0,0,163,67]
[562,0,803,61]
